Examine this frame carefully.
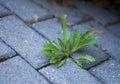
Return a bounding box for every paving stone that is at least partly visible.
[89,59,120,84]
[72,46,109,69]
[32,18,63,41]
[32,0,88,24]
[0,15,49,68]
[0,4,11,17]
[2,0,51,22]
[0,56,50,84]
[0,39,16,58]
[73,21,120,62]
[39,58,101,84]
[74,0,118,25]
[107,23,120,39]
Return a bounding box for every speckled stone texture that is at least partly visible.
[0,15,49,68]
[32,18,63,41]
[39,59,101,84]
[0,39,16,57]
[73,21,120,62]
[89,59,120,84]
[2,0,51,22]
[0,56,50,84]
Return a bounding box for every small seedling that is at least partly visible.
[0,57,9,62]
[42,15,98,68]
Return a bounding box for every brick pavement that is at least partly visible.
[0,0,120,84]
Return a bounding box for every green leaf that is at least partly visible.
[74,58,83,67]
[72,30,81,47]
[61,14,67,31]
[82,39,98,47]
[63,30,70,45]
[57,58,66,67]
[72,30,81,52]
[61,14,70,45]
[42,49,52,55]
[75,30,95,51]
[44,43,60,52]
[58,38,64,50]
[78,55,95,62]
[42,49,61,58]
[80,30,94,43]
[50,56,62,64]
[77,39,98,50]
[66,40,70,51]
[64,40,70,57]
[52,41,59,49]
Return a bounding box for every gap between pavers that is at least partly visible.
[0,56,50,84]
[0,39,16,58]
[0,4,12,17]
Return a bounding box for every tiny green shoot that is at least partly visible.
[0,57,9,62]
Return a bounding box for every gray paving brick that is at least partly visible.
[0,4,11,17]
[39,58,101,84]
[3,0,51,22]
[32,0,88,24]
[0,39,16,58]
[74,0,118,25]
[73,21,120,62]
[32,18,63,41]
[72,46,109,69]
[107,23,120,39]
[89,59,120,84]
[0,56,50,84]
[0,15,49,68]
